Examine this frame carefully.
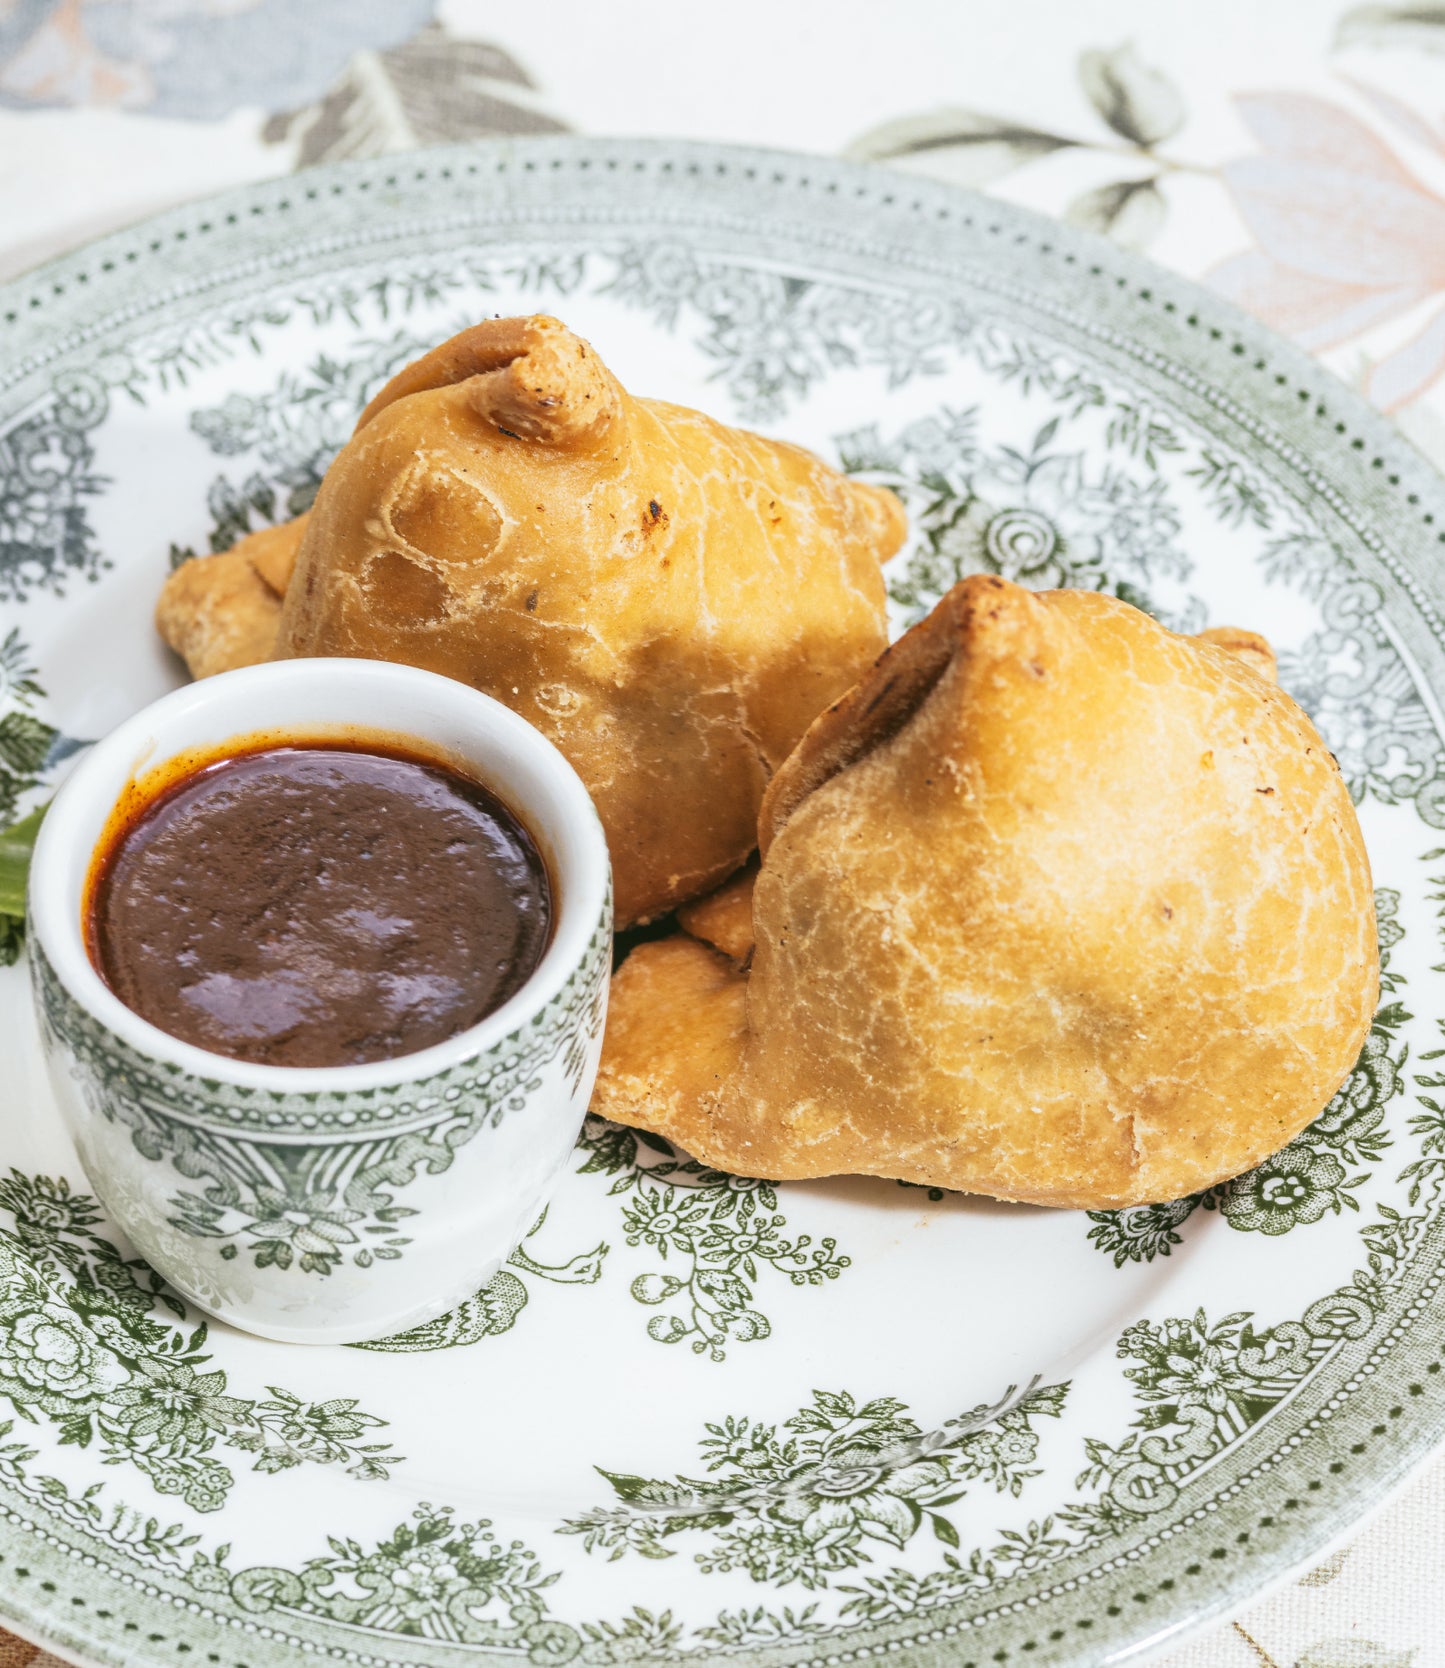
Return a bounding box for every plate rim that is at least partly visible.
[3,130,1445,1668]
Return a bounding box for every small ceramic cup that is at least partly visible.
[27,659,611,1345]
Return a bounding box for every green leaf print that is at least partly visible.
[354,1210,609,1352]
[357,1271,530,1352]
[576,1118,849,1361]
[560,1381,1065,1589]
[0,1171,400,1514]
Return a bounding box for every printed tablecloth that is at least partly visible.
[3,3,1445,1663]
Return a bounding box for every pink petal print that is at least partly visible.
[1207,251,1426,350]
[1221,156,1445,288]
[1339,75,1445,162]
[1233,91,1424,187]
[0,5,149,109]
[1366,301,1445,411]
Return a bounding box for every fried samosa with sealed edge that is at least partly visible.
[154,517,306,680]
[156,315,905,925]
[593,575,1378,1209]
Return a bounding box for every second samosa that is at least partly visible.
[595,577,1379,1209]
[156,315,906,924]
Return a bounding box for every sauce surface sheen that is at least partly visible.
[87,743,552,1067]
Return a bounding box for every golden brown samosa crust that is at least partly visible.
[599,935,750,1149]
[1193,624,1277,684]
[246,514,306,597]
[278,316,904,923]
[676,862,758,963]
[594,576,1379,1209]
[154,516,307,678]
[161,316,904,925]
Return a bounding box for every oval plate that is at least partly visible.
[2,137,1444,1668]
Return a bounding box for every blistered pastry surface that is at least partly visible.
[278,364,900,925]
[596,578,1378,1208]
[157,317,902,925]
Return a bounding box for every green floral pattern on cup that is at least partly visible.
[31,910,609,1277]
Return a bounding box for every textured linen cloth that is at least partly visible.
[3,3,1445,1663]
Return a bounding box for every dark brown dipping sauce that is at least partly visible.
[87,744,552,1068]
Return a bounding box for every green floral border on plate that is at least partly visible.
[5,136,1445,1668]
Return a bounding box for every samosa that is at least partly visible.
[594,576,1379,1209]
[156,316,905,924]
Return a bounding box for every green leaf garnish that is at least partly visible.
[0,802,48,920]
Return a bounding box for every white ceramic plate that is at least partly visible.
[2,137,1444,1668]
